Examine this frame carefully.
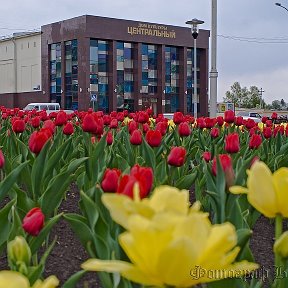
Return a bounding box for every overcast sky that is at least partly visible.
[1,0,288,104]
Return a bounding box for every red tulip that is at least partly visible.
[31,116,41,128]
[117,164,153,199]
[196,117,206,129]
[82,114,98,134]
[101,168,122,192]
[103,115,111,126]
[117,112,125,122]
[12,119,25,133]
[216,116,224,126]
[43,119,55,134]
[0,149,5,169]
[261,116,268,124]
[271,112,278,120]
[130,129,142,145]
[224,110,235,124]
[204,117,215,129]
[178,122,191,137]
[142,123,150,134]
[265,120,273,127]
[22,207,45,236]
[106,131,113,145]
[146,130,162,147]
[210,127,219,138]
[109,118,118,129]
[212,154,234,187]
[28,128,52,154]
[156,121,168,136]
[63,122,74,135]
[249,134,262,149]
[225,133,240,154]
[137,111,149,123]
[173,112,184,124]
[167,147,186,167]
[234,116,243,126]
[245,119,256,130]
[203,151,211,162]
[128,120,138,134]
[55,111,67,126]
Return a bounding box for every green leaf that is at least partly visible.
[0,161,29,203]
[155,159,168,185]
[44,137,73,178]
[40,158,88,216]
[80,190,99,229]
[64,213,94,250]
[29,213,62,255]
[27,264,44,286]
[142,139,156,170]
[62,270,87,288]
[31,141,51,199]
[8,206,25,241]
[0,199,16,251]
[175,171,198,190]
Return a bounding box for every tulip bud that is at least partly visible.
[274,231,288,259]
[212,154,235,188]
[101,168,121,192]
[203,151,211,162]
[225,133,240,154]
[0,149,5,169]
[224,110,235,124]
[22,207,45,236]
[178,122,191,137]
[7,236,31,267]
[167,147,186,167]
[130,129,142,145]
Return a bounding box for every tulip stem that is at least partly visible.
[275,214,283,288]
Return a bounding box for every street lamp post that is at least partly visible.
[275,2,288,12]
[210,0,218,118]
[186,18,204,119]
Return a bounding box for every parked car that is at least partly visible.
[23,103,74,114]
[236,111,262,123]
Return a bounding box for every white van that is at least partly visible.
[23,103,60,113]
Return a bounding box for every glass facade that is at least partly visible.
[187,48,200,114]
[65,40,78,110]
[50,43,61,104]
[164,46,179,113]
[141,44,157,95]
[90,39,109,113]
[116,42,134,112]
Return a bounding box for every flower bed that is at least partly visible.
[0,107,287,287]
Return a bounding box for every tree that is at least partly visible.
[224,82,261,108]
[272,100,281,110]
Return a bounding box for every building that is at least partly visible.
[0,31,42,107]
[0,15,210,115]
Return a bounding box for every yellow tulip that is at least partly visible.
[83,186,258,287]
[32,276,59,288]
[102,186,194,229]
[0,271,30,288]
[230,161,288,218]
[274,231,288,259]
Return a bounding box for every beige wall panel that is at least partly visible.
[21,66,30,92]
[0,63,14,93]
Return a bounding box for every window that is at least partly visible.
[50,43,62,105]
[65,40,78,109]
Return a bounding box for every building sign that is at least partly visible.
[128,23,176,38]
